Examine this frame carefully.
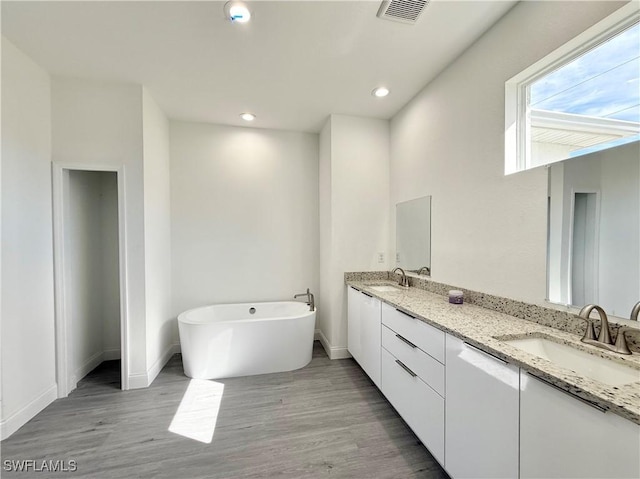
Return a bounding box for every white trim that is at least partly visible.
[51,163,130,397]
[103,349,121,361]
[0,385,57,441]
[146,344,179,386]
[505,3,640,174]
[317,329,352,360]
[52,164,68,397]
[128,344,181,389]
[68,349,122,392]
[128,372,150,390]
[72,351,105,389]
[116,168,130,390]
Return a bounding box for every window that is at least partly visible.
[505,4,639,174]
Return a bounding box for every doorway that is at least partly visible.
[52,165,129,396]
[570,191,600,306]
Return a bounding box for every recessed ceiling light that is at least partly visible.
[372,87,390,98]
[240,112,256,121]
[224,1,251,23]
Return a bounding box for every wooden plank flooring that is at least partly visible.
[1,342,449,478]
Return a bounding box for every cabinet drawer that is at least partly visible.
[382,302,444,363]
[382,325,444,397]
[381,348,445,466]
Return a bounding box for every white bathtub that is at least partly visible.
[178,301,316,380]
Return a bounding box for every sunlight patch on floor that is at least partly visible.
[168,379,225,444]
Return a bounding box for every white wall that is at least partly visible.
[142,89,173,381]
[598,143,639,317]
[389,1,623,305]
[319,114,389,355]
[65,170,120,386]
[1,38,56,439]
[51,78,148,383]
[170,121,319,318]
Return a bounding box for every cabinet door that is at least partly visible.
[520,371,640,479]
[360,293,381,387]
[445,334,519,479]
[347,287,381,387]
[347,287,362,362]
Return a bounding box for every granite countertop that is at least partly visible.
[346,280,640,425]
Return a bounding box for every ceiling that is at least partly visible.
[1,1,517,133]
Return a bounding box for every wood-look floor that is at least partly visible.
[1,342,449,479]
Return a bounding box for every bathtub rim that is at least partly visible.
[177,300,316,325]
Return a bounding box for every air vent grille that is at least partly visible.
[377,0,430,25]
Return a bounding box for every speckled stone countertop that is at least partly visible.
[346,279,640,425]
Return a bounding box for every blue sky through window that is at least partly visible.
[530,22,640,122]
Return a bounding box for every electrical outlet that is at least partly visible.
[377,252,385,263]
[396,253,400,262]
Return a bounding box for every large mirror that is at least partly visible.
[547,141,639,318]
[396,196,431,274]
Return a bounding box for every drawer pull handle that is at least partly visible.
[463,341,508,365]
[528,372,607,413]
[395,359,417,378]
[395,308,416,319]
[361,291,373,298]
[395,334,417,349]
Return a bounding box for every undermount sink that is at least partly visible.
[369,285,403,292]
[503,336,640,387]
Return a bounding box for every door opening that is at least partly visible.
[53,165,129,396]
[570,192,599,306]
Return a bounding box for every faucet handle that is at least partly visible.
[577,316,597,341]
[614,327,633,355]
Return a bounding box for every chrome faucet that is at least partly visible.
[631,301,640,321]
[294,288,315,312]
[578,304,631,355]
[417,266,430,276]
[391,267,409,288]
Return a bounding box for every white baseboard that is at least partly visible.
[316,329,352,360]
[73,350,105,388]
[71,349,122,390]
[103,349,121,361]
[147,343,180,386]
[129,343,181,389]
[0,384,57,441]
[127,372,149,390]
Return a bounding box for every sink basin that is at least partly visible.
[503,336,640,386]
[369,285,403,292]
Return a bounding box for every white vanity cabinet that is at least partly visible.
[520,370,640,479]
[380,303,445,465]
[347,287,381,387]
[445,334,519,479]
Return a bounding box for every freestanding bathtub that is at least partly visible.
[178,301,316,379]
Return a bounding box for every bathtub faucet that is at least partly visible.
[294,288,315,312]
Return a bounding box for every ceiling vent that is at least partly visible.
[377,0,430,25]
